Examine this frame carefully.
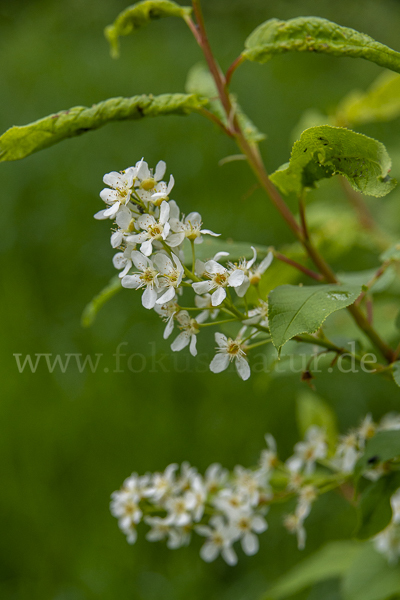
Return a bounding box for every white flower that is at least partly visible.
[165,494,194,527]
[196,516,238,565]
[286,426,328,475]
[230,509,268,556]
[204,463,229,494]
[127,201,171,256]
[230,248,273,298]
[209,332,250,380]
[233,466,263,507]
[110,478,143,544]
[283,513,307,550]
[144,463,178,502]
[194,293,219,321]
[259,434,278,474]
[154,299,180,339]
[213,488,251,519]
[167,201,220,247]
[113,250,133,279]
[331,432,360,473]
[185,475,207,522]
[243,300,269,327]
[153,253,184,304]
[134,160,174,205]
[374,524,400,564]
[379,413,400,431]
[192,260,245,306]
[121,251,164,309]
[357,414,376,449]
[145,515,174,542]
[296,485,317,521]
[170,310,207,357]
[95,166,137,219]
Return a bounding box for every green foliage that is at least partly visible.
[392,363,400,387]
[336,72,400,127]
[81,276,122,328]
[380,242,400,262]
[342,544,400,600]
[105,0,192,58]
[262,541,362,599]
[356,472,400,540]
[243,17,400,75]
[270,126,396,197]
[355,430,400,476]
[296,391,338,449]
[268,283,361,352]
[185,62,266,143]
[0,94,205,162]
[338,268,396,294]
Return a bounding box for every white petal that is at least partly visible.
[200,542,219,563]
[211,287,226,306]
[205,260,226,275]
[93,209,109,220]
[166,174,175,194]
[136,160,150,180]
[159,201,170,224]
[154,160,166,181]
[121,274,141,289]
[235,355,250,380]
[228,269,245,287]
[131,251,150,271]
[209,353,230,373]
[156,287,175,304]
[247,246,257,269]
[222,546,238,566]
[192,281,214,295]
[113,252,126,269]
[185,212,202,227]
[168,201,180,221]
[153,253,173,275]
[103,202,120,217]
[252,515,268,533]
[142,287,157,309]
[171,332,190,352]
[103,172,123,187]
[200,229,220,237]
[258,252,273,274]
[163,316,175,339]
[111,231,123,248]
[213,251,229,262]
[166,232,185,247]
[235,278,250,298]
[141,239,153,256]
[189,335,197,357]
[126,233,147,244]
[242,532,259,556]
[215,332,227,347]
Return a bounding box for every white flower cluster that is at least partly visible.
[374,488,400,564]
[96,159,273,380]
[110,412,400,565]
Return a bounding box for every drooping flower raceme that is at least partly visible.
[95,158,275,380]
[110,413,400,565]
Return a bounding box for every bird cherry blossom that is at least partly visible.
[209,332,250,380]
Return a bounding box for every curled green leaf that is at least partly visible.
[105,0,192,58]
[270,126,396,197]
[0,93,206,163]
[243,17,400,75]
[81,276,122,328]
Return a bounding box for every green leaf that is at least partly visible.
[296,391,338,449]
[105,0,191,58]
[0,93,205,163]
[261,541,362,600]
[243,17,400,76]
[380,242,400,262]
[356,472,400,540]
[355,430,400,476]
[338,267,396,294]
[268,283,361,353]
[336,72,400,127]
[342,544,400,600]
[395,311,400,331]
[392,363,400,388]
[81,276,122,327]
[185,62,266,143]
[270,126,396,198]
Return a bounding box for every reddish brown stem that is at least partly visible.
[272,250,325,282]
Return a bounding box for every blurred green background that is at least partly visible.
[1,0,400,598]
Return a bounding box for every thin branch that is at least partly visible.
[271,249,325,281]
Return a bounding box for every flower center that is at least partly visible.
[140,178,156,191]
